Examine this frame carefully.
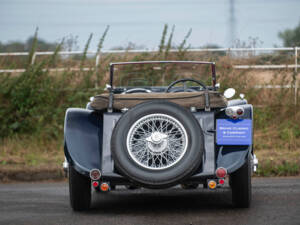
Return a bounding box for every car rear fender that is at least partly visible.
[216,146,251,174]
[64,108,102,176]
[216,103,253,173]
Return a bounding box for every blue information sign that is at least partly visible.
[216,119,252,145]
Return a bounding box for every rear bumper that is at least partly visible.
[99,172,217,186]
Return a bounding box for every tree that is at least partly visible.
[278,21,300,47]
[0,37,57,52]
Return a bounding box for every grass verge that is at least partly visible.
[0,136,65,182]
[255,149,300,176]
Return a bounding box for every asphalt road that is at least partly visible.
[0,177,300,225]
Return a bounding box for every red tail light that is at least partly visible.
[92,181,99,188]
[216,167,227,178]
[219,179,225,185]
[236,108,244,115]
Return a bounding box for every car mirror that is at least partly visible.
[224,88,236,99]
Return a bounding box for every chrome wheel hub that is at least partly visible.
[147,131,167,144]
[146,132,168,154]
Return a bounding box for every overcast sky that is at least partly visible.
[0,0,300,50]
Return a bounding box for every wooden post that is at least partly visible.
[295,47,298,105]
[94,52,101,88]
[31,52,36,65]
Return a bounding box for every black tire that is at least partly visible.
[229,176,232,188]
[230,154,252,208]
[69,166,91,211]
[111,101,204,188]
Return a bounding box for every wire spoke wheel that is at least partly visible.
[112,101,204,187]
[126,113,188,170]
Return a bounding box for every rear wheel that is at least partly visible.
[69,166,91,211]
[230,154,252,208]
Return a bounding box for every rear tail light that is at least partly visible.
[100,182,110,192]
[216,167,227,178]
[236,108,244,115]
[90,169,101,180]
[219,179,225,185]
[208,180,217,189]
[225,107,234,117]
[225,106,244,119]
[92,181,99,188]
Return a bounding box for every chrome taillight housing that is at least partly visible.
[90,169,101,180]
[225,106,244,119]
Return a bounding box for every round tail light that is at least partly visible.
[208,180,217,189]
[216,167,227,178]
[225,108,234,117]
[100,182,110,192]
[90,169,101,180]
[92,181,99,188]
[236,108,244,115]
[219,179,225,185]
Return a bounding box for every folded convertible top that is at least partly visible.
[90,91,227,110]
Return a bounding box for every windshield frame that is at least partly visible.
[109,61,217,90]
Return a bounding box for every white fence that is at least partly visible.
[0,47,298,73]
[0,47,299,104]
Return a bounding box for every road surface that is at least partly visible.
[0,177,299,225]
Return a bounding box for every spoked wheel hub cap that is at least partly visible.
[126,113,188,170]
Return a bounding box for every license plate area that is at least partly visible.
[216,119,252,145]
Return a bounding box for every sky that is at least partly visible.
[0,0,300,50]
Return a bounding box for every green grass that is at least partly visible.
[257,161,300,176]
[255,149,300,176]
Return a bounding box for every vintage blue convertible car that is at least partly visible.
[63,61,258,211]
